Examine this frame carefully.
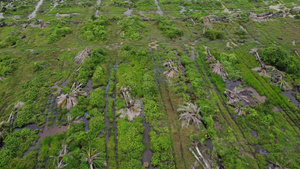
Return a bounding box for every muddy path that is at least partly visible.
[45,95,55,130]
[112,57,119,168]
[150,48,188,169]
[225,79,242,90]
[140,103,153,168]
[174,50,186,78]
[150,48,177,168]
[238,25,262,45]
[282,89,300,108]
[156,50,166,86]
[104,63,112,167]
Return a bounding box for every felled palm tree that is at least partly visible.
[249,48,275,77]
[252,64,273,77]
[0,121,11,139]
[277,79,291,91]
[1,101,25,138]
[117,87,142,121]
[189,141,212,169]
[7,101,25,124]
[51,144,69,169]
[177,102,202,128]
[203,17,213,34]
[190,161,199,169]
[210,61,227,81]
[75,48,92,64]
[120,87,133,108]
[163,60,179,78]
[81,147,105,169]
[266,159,292,169]
[249,48,263,64]
[234,103,245,116]
[204,46,216,63]
[57,82,87,109]
[224,87,249,107]
[271,75,291,91]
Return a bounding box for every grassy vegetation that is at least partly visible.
[0,0,300,168]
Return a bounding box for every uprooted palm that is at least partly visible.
[57,82,87,109]
[81,147,105,169]
[163,60,179,78]
[204,46,215,63]
[252,64,273,77]
[210,61,227,81]
[272,76,291,91]
[117,86,142,121]
[177,102,202,128]
[249,48,263,64]
[224,87,249,107]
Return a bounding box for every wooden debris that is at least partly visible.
[75,48,92,64]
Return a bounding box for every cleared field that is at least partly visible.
[0,0,299,169]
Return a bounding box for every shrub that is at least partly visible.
[0,35,17,48]
[0,129,37,167]
[89,88,106,108]
[30,61,46,72]
[80,16,108,41]
[0,55,15,76]
[262,47,300,76]
[262,47,290,71]
[235,29,246,36]
[156,17,183,39]
[48,27,71,44]
[121,17,147,41]
[90,48,106,64]
[92,66,105,88]
[205,29,224,40]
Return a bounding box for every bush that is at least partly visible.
[0,35,17,48]
[92,66,105,88]
[90,48,106,64]
[296,93,300,101]
[77,49,106,83]
[80,16,108,41]
[0,55,15,76]
[205,29,224,40]
[89,88,106,108]
[0,129,37,167]
[48,27,71,44]
[235,29,246,36]
[156,17,183,39]
[262,47,290,71]
[121,17,147,41]
[117,118,145,168]
[30,61,46,72]
[262,47,300,76]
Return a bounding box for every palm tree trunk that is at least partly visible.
[7,112,13,123]
[195,146,211,169]
[189,147,206,169]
